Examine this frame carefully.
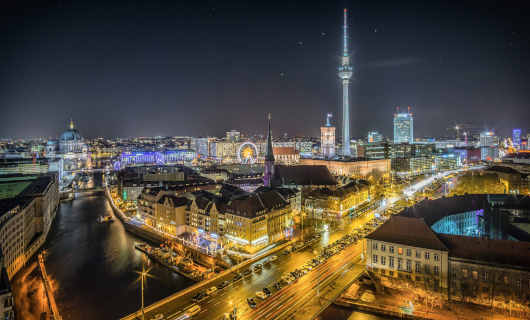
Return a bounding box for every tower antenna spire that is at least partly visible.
[343,9,348,57]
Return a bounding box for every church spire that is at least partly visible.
[70,118,74,130]
[265,114,274,162]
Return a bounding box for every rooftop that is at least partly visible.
[435,233,530,270]
[366,216,449,252]
[273,165,338,186]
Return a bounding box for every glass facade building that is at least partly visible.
[393,113,413,144]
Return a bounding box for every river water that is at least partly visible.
[11,173,396,320]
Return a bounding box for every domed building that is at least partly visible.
[59,119,84,153]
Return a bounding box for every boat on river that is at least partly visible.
[98,212,114,223]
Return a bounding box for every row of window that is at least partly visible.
[373,255,440,275]
[455,269,530,287]
[373,243,439,261]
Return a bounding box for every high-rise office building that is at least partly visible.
[320,114,336,157]
[479,132,496,147]
[393,108,413,144]
[513,129,521,148]
[367,132,382,143]
[338,9,353,156]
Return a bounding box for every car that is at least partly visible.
[263,259,270,265]
[298,268,307,274]
[247,298,257,308]
[269,255,277,262]
[256,291,267,300]
[217,281,229,290]
[150,314,164,320]
[205,286,218,295]
[254,264,262,271]
[304,264,313,271]
[274,282,282,290]
[244,268,253,275]
[262,287,272,296]
[282,276,292,284]
[192,291,207,302]
[283,250,290,255]
[232,273,243,282]
[292,272,300,279]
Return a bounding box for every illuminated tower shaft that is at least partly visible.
[338,9,353,156]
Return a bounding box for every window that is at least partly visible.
[434,253,440,261]
[406,249,411,256]
[389,257,394,268]
[389,271,394,277]
[504,276,510,285]
[462,270,468,279]
[516,277,521,287]
[381,269,386,275]
[416,262,421,272]
[425,252,430,260]
[453,268,457,277]
[381,244,386,252]
[398,258,403,270]
[483,273,488,282]
[373,243,378,250]
[389,246,394,253]
[416,250,421,258]
[495,274,500,283]
[425,264,430,274]
[381,256,386,265]
[527,279,530,288]
[398,247,403,255]
[406,260,411,271]
[472,271,478,280]
[452,282,457,288]
[482,286,489,293]
[373,254,378,263]
[435,279,440,287]
[434,266,439,276]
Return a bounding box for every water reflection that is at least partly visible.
[12,174,195,320]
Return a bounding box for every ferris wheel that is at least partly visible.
[238,142,259,164]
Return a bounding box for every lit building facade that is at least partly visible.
[368,132,383,143]
[513,129,521,149]
[300,158,391,179]
[320,114,336,157]
[394,111,413,144]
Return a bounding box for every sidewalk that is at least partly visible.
[335,280,530,320]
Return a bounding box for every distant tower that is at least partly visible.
[70,118,74,130]
[393,107,413,144]
[321,114,336,157]
[339,9,353,156]
[513,129,521,149]
[263,114,275,187]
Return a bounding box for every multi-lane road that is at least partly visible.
[136,207,381,320]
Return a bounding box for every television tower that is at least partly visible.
[339,9,353,156]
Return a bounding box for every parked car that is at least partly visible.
[283,250,291,255]
[244,268,253,275]
[205,286,218,295]
[150,314,164,320]
[263,259,270,265]
[192,291,206,302]
[217,281,229,290]
[262,287,272,296]
[254,264,262,271]
[247,298,257,308]
[274,282,282,290]
[270,255,278,262]
[255,291,267,300]
[232,273,243,282]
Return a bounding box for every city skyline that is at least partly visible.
[1,0,529,140]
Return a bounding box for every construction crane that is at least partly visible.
[446,124,488,141]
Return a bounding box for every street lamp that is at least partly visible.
[136,266,153,320]
[230,301,235,318]
[314,250,320,297]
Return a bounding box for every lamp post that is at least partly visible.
[314,250,320,297]
[141,271,146,320]
[301,212,305,242]
[230,301,235,318]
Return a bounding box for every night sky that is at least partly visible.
[1,0,529,140]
